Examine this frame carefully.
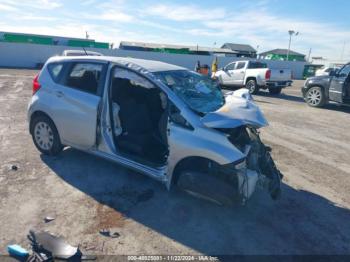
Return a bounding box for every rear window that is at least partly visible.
[248,62,267,69]
[64,63,103,95]
[48,63,64,82]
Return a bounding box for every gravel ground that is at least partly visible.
[0,69,350,257]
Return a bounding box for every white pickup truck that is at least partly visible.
[215,60,293,94]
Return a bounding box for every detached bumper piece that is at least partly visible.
[258,146,283,200]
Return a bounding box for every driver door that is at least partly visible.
[329,64,350,103]
[221,62,236,85]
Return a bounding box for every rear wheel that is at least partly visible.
[31,115,63,155]
[305,86,326,107]
[246,79,259,94]
[268,87,282,95]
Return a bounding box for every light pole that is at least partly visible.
[287,30,299,61]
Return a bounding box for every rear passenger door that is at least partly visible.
[52,61,107,149]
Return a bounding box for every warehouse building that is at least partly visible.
[0,31,110,49]
[221,43,257,58]
[259,49,306,61]
[119,41,238,56]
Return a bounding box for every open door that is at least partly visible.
[329,64,350,103]
[109,67,169,166]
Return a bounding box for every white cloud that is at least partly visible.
[144,4,226,22]
[0,3,18,11]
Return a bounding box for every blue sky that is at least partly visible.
[0,0,350,60]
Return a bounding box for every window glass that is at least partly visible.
[65,63,103,94]
[339,65,350,77]
[248,62,267,69]
[113,69,155,89]
[154,70,224,114]
[48,63,63,81]
[236,62,246,69]
[226,63,236,70]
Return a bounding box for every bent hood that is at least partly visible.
[201,89,268,129]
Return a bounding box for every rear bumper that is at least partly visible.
[266,80,293,88]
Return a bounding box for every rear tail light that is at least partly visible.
[32,74,41,95]
[265,69,271,80]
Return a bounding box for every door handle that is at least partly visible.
[240,71,244,74]
[55,91,64,97]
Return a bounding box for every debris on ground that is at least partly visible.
[43,216,55,223]
[11,165,18,171]
[27,230,95,260]
[99,229,120,238]
[7,244,29,260]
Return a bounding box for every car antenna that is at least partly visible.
[82,47,88,56]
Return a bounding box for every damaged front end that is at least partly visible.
[200,89,283,204]
[223,126,282,203]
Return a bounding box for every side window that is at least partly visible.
[236,62,246,70]
[226,63,236,70]
[48,63,64,82]
[64,63,103,95]
[339,65,350,77]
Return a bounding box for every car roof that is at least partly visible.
[48,55,186,72]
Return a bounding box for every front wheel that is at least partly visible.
[246,79,259,94]
[31,115,63,155]
[305,86,326,107]
[268,87,282,95]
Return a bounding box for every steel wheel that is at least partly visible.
[31,115,63,155]
[306,86,325,107]
[34,121,54,151]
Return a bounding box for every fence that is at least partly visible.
[0,42,307,79]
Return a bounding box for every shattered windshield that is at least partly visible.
[154,70,224,114]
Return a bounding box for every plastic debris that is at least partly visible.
[44,216,55,223]
[99,229,120,238]
[7,244,29,259]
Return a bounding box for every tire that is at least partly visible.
[268,87,282,95]
[246,79,259,94]
[305,86,326,107]
[30,115,63,155]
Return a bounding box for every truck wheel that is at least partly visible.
[305,86,326,107]
[268,87,282,95]
[246,79,259,94]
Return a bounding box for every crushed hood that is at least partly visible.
[201,89,268,129]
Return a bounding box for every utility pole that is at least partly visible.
[287,30,299,61]
[307,48,312,62]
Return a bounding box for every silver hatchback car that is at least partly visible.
[28,56,282,205]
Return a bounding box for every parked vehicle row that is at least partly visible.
[302,63,350,107]
[215,60,293,95]
[28,56,282,206]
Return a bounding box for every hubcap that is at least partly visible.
[307,89,321,105]
[34,122,54,151]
